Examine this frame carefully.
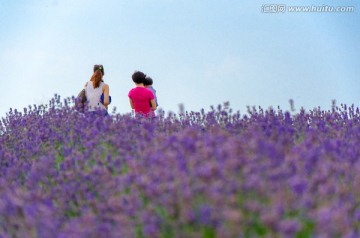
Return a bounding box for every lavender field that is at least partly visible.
[0,95,359,238]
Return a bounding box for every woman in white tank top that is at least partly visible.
[84,65,110,113]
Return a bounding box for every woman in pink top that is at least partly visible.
[128,71,157,117]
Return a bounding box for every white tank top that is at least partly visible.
[85,81,106,111]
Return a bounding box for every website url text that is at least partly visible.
[261,5,355,13]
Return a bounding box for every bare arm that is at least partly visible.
[150,99,157,111]
[102,84,110,109]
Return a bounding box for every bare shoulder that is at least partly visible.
[102,83,109,90]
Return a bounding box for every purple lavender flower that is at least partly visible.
[1,96,360,237]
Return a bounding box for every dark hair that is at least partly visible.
[94,64,104,76]
[132,71,146,84]
[144,77,153,86]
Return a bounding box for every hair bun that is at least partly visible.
[94,64,104,76]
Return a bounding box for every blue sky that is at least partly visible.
[0,0,359,118]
